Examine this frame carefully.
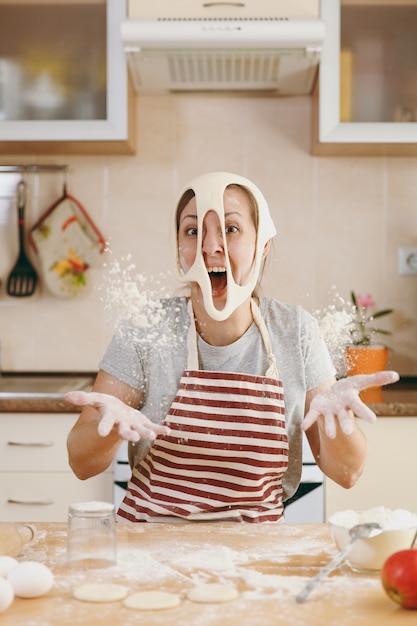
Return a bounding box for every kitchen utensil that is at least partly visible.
[0,525,36,557]
[295,522,382,603]
[6,181,38,297]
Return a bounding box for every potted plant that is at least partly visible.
[345,291,394,402]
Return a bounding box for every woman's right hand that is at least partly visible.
[64,390,170,442]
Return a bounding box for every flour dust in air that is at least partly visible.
[98,254,184,353]
[312,287,355,378]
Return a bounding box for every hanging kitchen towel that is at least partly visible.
[30,190,106,299]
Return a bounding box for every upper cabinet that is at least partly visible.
[313,0,417,155]
[0,0,135,155]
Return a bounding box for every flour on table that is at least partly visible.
[187,583,239,603]
[174,546,248,574]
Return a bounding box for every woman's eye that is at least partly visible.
[225,225,238,234]
[185,227,198,236]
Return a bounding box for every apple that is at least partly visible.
[381,549,417,609]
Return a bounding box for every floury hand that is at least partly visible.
[301,371,400,438]
[64,390,170,442]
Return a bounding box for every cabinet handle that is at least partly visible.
[7,498,54,506]
[7,440,54,447]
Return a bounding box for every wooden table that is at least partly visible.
[1,522,415,625]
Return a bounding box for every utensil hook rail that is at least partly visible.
[0,165,68,174]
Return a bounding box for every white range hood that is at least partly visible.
[121,0,325,95]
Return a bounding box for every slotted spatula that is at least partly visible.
[7,180,38,297]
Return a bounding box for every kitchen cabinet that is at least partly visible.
[0,0,135,155]
[312,0,417,156]
[325,417,417,518]
[0,413,113,522]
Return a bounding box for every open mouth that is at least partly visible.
[207,266,227,296]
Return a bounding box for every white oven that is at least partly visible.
[113,441,130,511]
[283,433,325,523]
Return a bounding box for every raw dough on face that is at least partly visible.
[187,583,239,603]
[123,590,181,610]
[73,583,129,603]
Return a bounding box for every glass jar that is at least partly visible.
[67,501,117,569]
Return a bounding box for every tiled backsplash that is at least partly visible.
[0,94,416,374]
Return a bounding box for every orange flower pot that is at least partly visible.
[345,346,389,403]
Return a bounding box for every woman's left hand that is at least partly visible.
[301,370,399,438]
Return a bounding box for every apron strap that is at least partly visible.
[250,299,279,379]
[187,300,200,370]
[186,299,279,379]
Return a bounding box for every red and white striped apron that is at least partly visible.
[118,300,288,523]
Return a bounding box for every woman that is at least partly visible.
[66,171,398,523]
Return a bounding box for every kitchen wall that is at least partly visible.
[0,93,416,374]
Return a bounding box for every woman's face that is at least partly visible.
[177,187,257,312]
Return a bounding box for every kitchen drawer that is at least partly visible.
[0,413,77,471]
[0,471,113,522]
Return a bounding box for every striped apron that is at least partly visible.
[118,300,288,523]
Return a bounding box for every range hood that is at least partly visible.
[121,1,325,95]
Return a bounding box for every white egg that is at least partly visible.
[7,561,54,598]
[0,577,14,613]
[0,556,18,577]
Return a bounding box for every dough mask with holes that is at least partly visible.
[175,172,277,321]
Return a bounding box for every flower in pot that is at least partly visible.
[346,291,394,402]
[348,291,393,347]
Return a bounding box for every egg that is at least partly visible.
[0,556,18,578]
[7,561,54,598]
[0,578,14,613]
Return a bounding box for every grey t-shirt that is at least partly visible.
[99,296,336,500]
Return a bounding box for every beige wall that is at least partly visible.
[0,94,416,374]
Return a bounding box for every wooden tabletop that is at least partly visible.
[1,522,415,625]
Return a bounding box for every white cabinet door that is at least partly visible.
[0,0,134,154]
[315,0,417,154]
[325,417,417,519]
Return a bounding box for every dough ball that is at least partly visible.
[123,590,181,610]
[73,583,129,603]
[0,557,18,578]
[0,578,14,613]
[7,561,54,598]
[187,583,239,603]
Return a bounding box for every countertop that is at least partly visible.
[1,373,417,416]
[0,372,94,412]
[369,378,417,416]
[1,521,412,626]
